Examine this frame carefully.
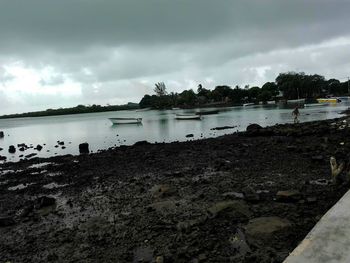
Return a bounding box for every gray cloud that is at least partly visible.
[0,0,350,114]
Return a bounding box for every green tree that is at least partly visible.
[154,82,167,96]
[248,86,261,102]
[179,89,197,105]
[261,82,278,97]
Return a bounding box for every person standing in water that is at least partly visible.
[292,106,300,124]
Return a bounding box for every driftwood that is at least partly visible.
[330,157,346,184]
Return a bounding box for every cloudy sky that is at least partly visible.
[1,0,350,114]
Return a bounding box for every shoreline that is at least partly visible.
[1,116,350,262]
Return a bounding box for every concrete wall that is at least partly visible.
[284,190,350,263]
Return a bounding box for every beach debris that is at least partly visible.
[330,157,344,184]
[58,141,64,145]
[0,131,4,138]
[79,143,89,154]
[8,145,16,154]
[186,134,194,138]
[276,190,301,202]
[0,155,6,161]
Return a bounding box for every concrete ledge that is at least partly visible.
[284,190,350,263]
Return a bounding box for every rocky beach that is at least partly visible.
[1,117,350,262]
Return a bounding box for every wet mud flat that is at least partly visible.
[1,117,350,262]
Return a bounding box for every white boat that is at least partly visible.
[304,103,328,107]
[109,118,142,124]
[175,114,201,120]
[172,107,181,110]
[243,103,254,107]
[287,98,305,104]
[135,107,151,112]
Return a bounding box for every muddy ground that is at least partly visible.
[1,117,350,262]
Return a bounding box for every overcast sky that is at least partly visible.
[1,0,350,114]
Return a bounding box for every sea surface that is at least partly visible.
[0,102,349,162]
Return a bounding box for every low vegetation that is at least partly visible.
[2,72,349,118]
[140,72,350,109]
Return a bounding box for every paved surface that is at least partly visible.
[284,189,350,263]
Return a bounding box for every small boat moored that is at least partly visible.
[175,114,201,120]
[243,103,255,107]
[304,103,328,107]
[109,118,142,124]
[135,107,151,112]
[317,98,341,104]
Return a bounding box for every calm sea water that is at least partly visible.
[0,103,349,162]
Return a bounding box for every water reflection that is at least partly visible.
[0,102,349,162]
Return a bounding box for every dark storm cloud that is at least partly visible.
[1,0,349,53]
[0,0,350,114]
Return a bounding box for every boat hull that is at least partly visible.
[109,118,142,124]
[317,98,339,103]
[176,114,201,120]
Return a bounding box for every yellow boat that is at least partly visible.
[317,98,339,103]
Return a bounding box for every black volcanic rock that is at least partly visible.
[134,141,151,146]
[34,196,56,209]
[79,143,89,154]
[246,124,262,132]
[36,145,43,151]
[0,217,15,227]
[8,145,16,154]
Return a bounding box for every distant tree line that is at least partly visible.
[139,72,350,109]
[0,103,139,119]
